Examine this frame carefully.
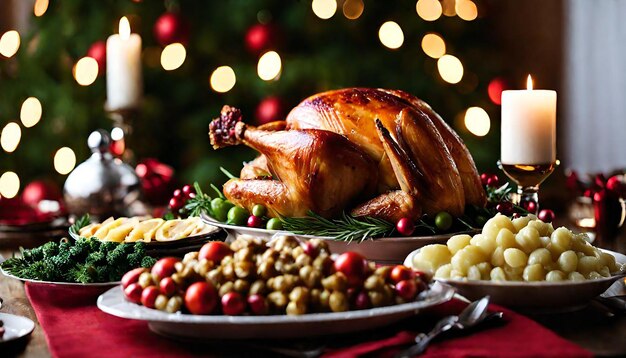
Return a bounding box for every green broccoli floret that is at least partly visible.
[42,241,59,259]
[141,255,157,268]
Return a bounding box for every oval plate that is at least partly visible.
[202,213,477,264]
[97,281,454,339]
[0,312,35,345]
[404,248,626,312]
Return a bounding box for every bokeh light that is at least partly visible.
[456,0,478,21]
[111,127,124,141]
[73,57,99,86]
[442,0,456,17]
[1,122,21,153]
[421,33,446,58]
[0,30,20,58]
[0,171,20,199]
[160,43,186,71]
[437,54,464,84]
[416,0,442,22]
[20,97,42,128]
[464,107,490,136]
[378,21,404,50]
[54,147,76,175]
[257,51,282,81]
[210,66,236,93]
[34,0,49,17]
[488,78,507,105]
[312,0,337,20]
[343,0,364,20]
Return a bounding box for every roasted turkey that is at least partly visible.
[209,88,485,222]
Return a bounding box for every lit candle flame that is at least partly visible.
[526,74,533,90]
[119,17,131,40]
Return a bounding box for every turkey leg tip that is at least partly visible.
[209,106,246,149]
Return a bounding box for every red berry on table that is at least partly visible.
[496,202,514,216]
[247,215,263,228]
[185,282,217,315]
[538,209,555,223]
[141,286,160,308]
[396,217,415,236]
[173,189,182,198]
[124,282,143,304]
[247,294,268,315]
[181,184,195,198]
[395,280,418,301]
[334,252,368,287]
[390,265,415,283]
[522,200,537,214]
[221,292,246,315]
[480,173,490,186]
[169,197,182,211]
[159,277,177,296]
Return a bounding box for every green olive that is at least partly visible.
[252,204,267,217]
[266,218,283,231]
[435,211,453,231]
[211,198,226,221]
[227,206,249,226]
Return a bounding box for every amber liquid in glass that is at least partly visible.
[500,162,556,187]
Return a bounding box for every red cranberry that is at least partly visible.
[169,197,182,211]
[182,184,195,198]
[496,202,514,216]
[221,292,246,315]
[173,189,182,199]
[247,215,263,228]
[303,241,319,258]
[247,294,268,315]
[396,218,415,236]
[395,280,418,301]
[480,173,490,186]
[538,209,555,223]
[355,291,371,310]
[486,174,500,187]
[522,200,537,214]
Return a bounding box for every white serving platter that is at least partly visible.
[97,281,455,339]
[0,312,35,345]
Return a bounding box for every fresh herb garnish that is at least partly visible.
[69,214,90,238]
[185,182,214,217]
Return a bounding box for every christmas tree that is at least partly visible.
[0,0,501,198]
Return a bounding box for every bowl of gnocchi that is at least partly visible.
[404,214,626,311]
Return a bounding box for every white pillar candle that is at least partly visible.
[501,75,557,164]
[106,17,142,111]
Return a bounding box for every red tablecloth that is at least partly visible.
[25,282,591,358]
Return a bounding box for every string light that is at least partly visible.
[464,107,490,136]
[312,0,337,20]
[20,97,42,128]
[160,43,186,71]
[257,51,282,81]
[437,54,464,84]
[1,122,21,153]
[421,33,446,58]
[343,0,364,20]
[378,21,404,50]
[0,171,20,199]
[73,57,99,86]
[54,147,76,175]
[33,0,49,17]
[210,66,236,93]
[0,30,20,58]
[456,0,478,21]
[416,0,442,22]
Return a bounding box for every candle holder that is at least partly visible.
[498,160,558,210]
[105,105,140,164]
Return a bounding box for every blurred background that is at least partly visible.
[0,0,623,207]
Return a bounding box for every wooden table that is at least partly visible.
[2,232,626,358]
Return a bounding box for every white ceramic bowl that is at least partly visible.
[404,248,626,312]
[0,312,35,344]
[97,281,455,339]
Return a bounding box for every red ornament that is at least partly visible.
[396,218,415,236]
[245,24,277,54]
[487,78,508,105]
[255,96,285,125]
[136,158,175,206]
[22,180,62,207]
[87,41,106,74]
[154,12,190,46]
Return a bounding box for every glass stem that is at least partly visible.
[517,185,539,211]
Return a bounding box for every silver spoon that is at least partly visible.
[395,296,491,358]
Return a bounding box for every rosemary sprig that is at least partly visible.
[69,214,90,238]
[281,211,395,243]
[220,167,238,179]
[185,182,214,217]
